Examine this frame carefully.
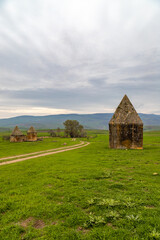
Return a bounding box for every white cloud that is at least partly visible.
[0,0,159,117]
[0,106,77,118]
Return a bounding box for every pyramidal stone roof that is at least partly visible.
[27,126,37,133]
[109,95,143,125]
[11,126,24,136]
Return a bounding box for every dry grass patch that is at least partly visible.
[51,221,58,225]
[77,226,90,234]
[20,217,34,228]
[107,222,117,229]
[33,219,45,229]
[20,217,45,229]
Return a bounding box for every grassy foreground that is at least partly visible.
[0,131,160,239]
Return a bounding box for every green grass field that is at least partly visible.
[0,132,80,160]
[0,131,160,239]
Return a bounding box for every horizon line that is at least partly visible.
[0,112,159,120]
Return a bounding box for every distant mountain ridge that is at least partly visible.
[0,113,159,130]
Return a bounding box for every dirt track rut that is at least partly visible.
[0,142,90,166]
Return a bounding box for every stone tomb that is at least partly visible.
[10,126,37,142]
[109,95,143,149]
[10,126,26,142]
[27,126,37,142]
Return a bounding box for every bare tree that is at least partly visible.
[56,127,61,137]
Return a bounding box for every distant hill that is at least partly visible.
[0,113,159,130]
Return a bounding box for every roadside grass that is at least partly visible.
[0,142,88,165]
[0,134,80,160]
[0,131,160,239]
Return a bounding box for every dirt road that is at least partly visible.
[0,141,90,166]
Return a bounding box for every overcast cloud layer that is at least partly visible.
[0,0,160,118]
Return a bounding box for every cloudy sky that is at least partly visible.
[0,0,160,118]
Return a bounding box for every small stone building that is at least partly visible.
[109,95,143,149]
[27,126,37,141]
[10,126,26,142]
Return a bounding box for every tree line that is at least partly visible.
[49,120,87,138]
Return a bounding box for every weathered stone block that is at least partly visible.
[109,95,143,149]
